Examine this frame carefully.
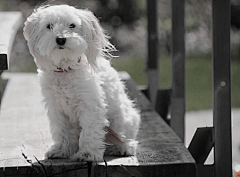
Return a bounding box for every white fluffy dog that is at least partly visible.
[23,4,140,162]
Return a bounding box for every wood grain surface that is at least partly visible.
[0,72,196,177]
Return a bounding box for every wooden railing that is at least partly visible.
[0,12,22,74]
[145,0,232,177]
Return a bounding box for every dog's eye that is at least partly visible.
[47,23,53,30]
[69,23,76,29]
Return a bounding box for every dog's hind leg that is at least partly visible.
[105,104,141,156]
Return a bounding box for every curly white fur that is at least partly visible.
[23,4,140,161]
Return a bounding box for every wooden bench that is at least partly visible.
[0,11,196,177]
[0,12,23,73]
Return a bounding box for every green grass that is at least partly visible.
[111,54,240,111]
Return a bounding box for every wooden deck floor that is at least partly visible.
[0,72,196,177]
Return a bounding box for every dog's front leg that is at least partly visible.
[45,109,79,159]
[71,103,109,162]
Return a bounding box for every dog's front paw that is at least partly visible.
[70,150,103,162]
[45,147,66,159]
[105,140,138,156]
[45,144,78,159]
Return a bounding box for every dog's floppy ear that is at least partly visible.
[23,10,42,63]
[76,9,116,71]
[23,9,41,43]
[23,5,51,43]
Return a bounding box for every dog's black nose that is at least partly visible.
[56,37,66,46]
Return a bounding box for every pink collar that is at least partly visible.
[54,57,81,73]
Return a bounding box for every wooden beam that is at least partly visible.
[0,12,23,70]
[155,89,171,124]
[171,0,186,142]
[197,164,214,177]
[212,0,232,176]
[146,0,160,107]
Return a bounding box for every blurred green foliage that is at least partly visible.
[112,54,240,111]
[0,0,19,11]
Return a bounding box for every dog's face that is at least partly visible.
[24,5,115,72]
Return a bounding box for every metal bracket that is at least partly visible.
[188,127,214,164]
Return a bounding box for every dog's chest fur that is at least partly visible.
[40,72,84,123]
[39,69,109,121]
[38,59,127,129]
[53,76,75,107]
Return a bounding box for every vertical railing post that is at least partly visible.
[171,0,186,142]
[147,0,160,108]
[212,0,232,176]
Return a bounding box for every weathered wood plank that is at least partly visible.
[0,73,52,167]
[0,12,23,71]
[146,0,160,107]
[94,163,196,177]
[0,72,195,176]
[171,0,186,142]
[212,0,232,176]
